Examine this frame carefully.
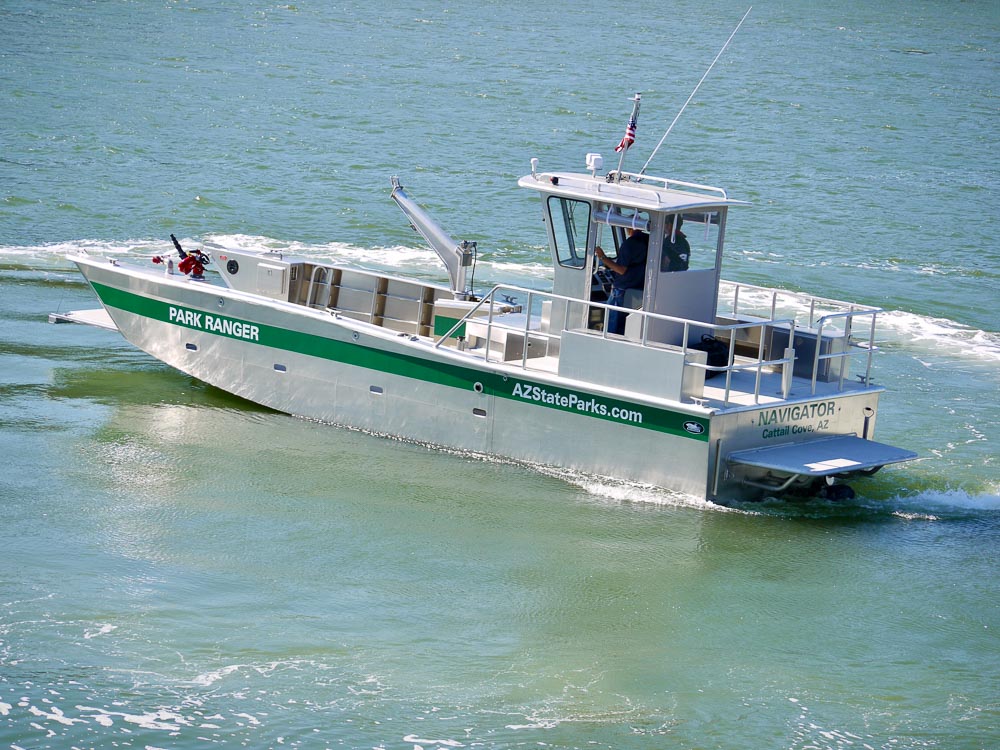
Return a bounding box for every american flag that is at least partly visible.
[615,115,637,152]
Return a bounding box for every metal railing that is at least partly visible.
[306,265,335,308]
[720,279,881,332]
[611,170,730,200]
[718,279,883,395]
[433,285,558,369]
[296,265,884,407]
[811,308,880,394]
[433,283,806,406]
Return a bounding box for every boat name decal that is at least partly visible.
[511,382,643,425]
[168,306,260,341]
[757,401,836,439]
[757,401,835,426]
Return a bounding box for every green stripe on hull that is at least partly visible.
[91,281,709,441]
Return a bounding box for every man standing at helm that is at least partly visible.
[595,227,649,336]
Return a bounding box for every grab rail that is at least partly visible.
[433,283,802,406]
[721,279,880,330]
[812,309,880,394]
[296,264,883,407]
[307,265,333,308]
[612,171,730,200]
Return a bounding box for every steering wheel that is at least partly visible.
[591,265,614,299]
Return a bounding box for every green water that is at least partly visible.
[2,1,998,748]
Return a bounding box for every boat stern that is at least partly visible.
[711,391,916,500]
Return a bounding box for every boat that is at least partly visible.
[52,98,916,503]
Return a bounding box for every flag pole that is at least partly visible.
[615,93,642,182]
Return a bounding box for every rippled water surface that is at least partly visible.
[1,1,998,748]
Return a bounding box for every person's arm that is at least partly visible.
[595,246,626,275]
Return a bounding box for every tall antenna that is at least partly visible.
[640,6,752,176]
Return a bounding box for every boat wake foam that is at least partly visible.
[748,485,1000,522]
[4,234,555,290]
[888,486,1000,515]
[530,465,755,514]
[879,309,1000,364]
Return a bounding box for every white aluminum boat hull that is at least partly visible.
[77,258,724,497]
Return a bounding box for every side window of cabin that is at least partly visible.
[661,211,722,273]
[547,196,591,268]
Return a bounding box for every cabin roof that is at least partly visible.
[518,170,751,214]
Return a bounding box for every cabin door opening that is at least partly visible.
[545,195,594,332]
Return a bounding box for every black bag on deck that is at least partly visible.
[690,334,728,379]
